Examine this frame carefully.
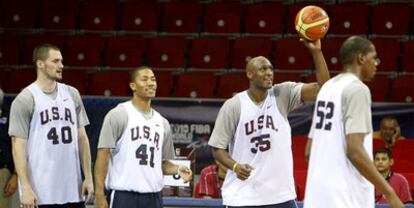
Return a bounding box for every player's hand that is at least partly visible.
[235,164,254,181]
[93,195,108,208]
[81,178,94,204]
[4,173,18,197]
[392,127,401,141]
[300,38,321,51]
[178,165,193,183]
[21,187,38,208]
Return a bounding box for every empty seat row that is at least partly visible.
[2,1,414,36]
[1,34,414,72]
[0,69,412,102]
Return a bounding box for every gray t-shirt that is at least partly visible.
[97,104,175,160]
[8,83,89,139]
[209,82,303,149]
[341,75,372,134]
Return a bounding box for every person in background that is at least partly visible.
[373,116,406,148]
[374,147,413,204]
[198,160,227,199]
[0,88,19,208]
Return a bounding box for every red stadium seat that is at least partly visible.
[39,0,79,30]
[0,45,19,65]
[401,173,414,194]
[322,38,345,71]
[273,39,312,70]
[244,2,286,35]
[0,69,7,88]
[4,69,36,93]
[393,139,414,150]
[392,149,414,161]
[401,40,414,72]
[62,70,89,95]
[175,72,217,98]
[161,2,202,34]
[147,36,189,68]
[188,38,230,69]
[364,75,389,102]
[292,136,308,159]
[294,170,308,201]
[89,71,130,96]
[285,2,326,35]
[371,3,411,36]
[273,73,304,84]
[2,0,38,28]
[22,34,66,65]
[103,36,146,68]
[294,158,308,171]
[120,1,161,32]
[203,2,242,34]
[389,76,414,103]
[0,35,22,65]
[328,3,369,35]
[154,71,174,97]
[217,73,248,98]
[231,37,273,69]
[79,2,118,31]
[373,139,387,150]
[371,39,400,72]
[392,160,414,173]
[203,13,240,34]
[65,35,105,67]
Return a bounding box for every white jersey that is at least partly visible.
[304,74,374,208]
[27,83,82,205]
[222,90,296,206]
[105,101,165,193]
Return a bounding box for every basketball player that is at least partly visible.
[304,36,403,208]
[93,67,192,208]
[8,44,94,207]
[208,38,329,207]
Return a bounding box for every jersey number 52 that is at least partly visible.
[315,101,335,131]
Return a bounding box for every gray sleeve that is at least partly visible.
[8,89,34,139]
[342,81,373,135]
[162,118,175,160]
[97,105,128,149]
[67,86,89,128]
[208,96,241,149]
[273,82,304,118]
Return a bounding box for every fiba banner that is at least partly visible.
[164,159,191,187]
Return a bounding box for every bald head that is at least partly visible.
[246,56,272,73]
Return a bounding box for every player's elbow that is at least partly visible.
[346,145,361,163]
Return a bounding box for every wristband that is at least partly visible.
[232,163,238,172]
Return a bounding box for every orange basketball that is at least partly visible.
[295,5,330,41]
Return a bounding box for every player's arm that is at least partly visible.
[304,138,312,161]
[346,133,403,208]
[300,39,330,101]
[93,107,125,208]
[78,127,94,203]
[212,148,253,181]
[94,148,110,208]
[12,137,37,207]
[162,160,192,182]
